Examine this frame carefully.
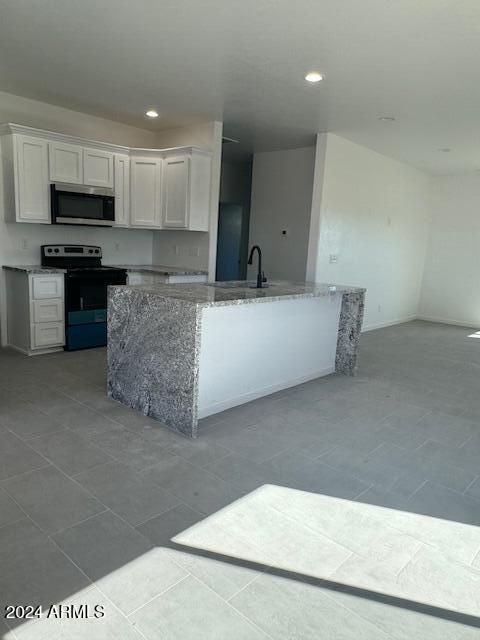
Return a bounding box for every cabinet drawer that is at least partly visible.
[32,299,63,323]
[31,275,64,300]
[31,322,64,349]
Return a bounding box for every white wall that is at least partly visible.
[419,174,480,328]
[0,90,157,148]
[152,121,223,277]
[248,146,316,282]
[307,134,430,331]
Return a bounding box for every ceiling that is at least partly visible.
[1,0,480,173]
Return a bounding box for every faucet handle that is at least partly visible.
[261,271,267,283]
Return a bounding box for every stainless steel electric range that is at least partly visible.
[41,244,127,351]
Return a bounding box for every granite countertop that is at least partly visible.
[2,265,67,274]
[3,263,207,276]
[110,280,365,308]
[113,264,208,276]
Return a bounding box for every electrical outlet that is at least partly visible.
[173,245,179,256]
[329,254,338,264]
[189,246,200,257]
[21,238,28,250]
[114,242,120,251]
[378,304,382,313]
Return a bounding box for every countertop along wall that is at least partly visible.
[419,174,480,328]
[307,134,431,331]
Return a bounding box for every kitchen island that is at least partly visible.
[107,281,365,437]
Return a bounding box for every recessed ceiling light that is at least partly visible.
[438,147,451,153]
[145,110,159,118]
[378,116,396,122]
[305,72,324,83]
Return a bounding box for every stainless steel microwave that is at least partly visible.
[50,183,115,226]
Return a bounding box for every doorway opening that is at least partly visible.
[216,152,253,281]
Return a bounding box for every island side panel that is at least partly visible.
[335,290,365,375]
[197,295,342,418]
[107,286,201,437]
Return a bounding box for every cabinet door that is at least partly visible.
[162,155,189,228]
[130,157,162,228]
[15,135,50,223]
[84,148,114,187]
[114,154,130,226]
[49,141,83,184]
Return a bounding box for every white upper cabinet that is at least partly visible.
[130,156,162,228]
[0,124,212,230]
[15,135,50,223]
[1,133,50,223]
[83,148,114,187]
[49,141,83,184]
[162,155,189,228]
[114,154,130,227]
[162,150,211,231]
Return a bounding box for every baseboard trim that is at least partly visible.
[198,366,335,418]
[416,315,480,330]
[362,315,418,332]
[5,343,64,357]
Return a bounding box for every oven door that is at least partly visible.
[51,183,115,226]
[65,270,126,350]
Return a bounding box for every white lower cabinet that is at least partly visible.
[5,270,65,355]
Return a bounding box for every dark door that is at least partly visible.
[216,203,245,281]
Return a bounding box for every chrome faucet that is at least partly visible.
[247,245,268,288]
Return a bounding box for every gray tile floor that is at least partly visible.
[1,320,480,639]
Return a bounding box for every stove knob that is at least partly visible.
[47,248,52,253]
[88,249,93,254]
[54,248,59,253]
[95,249,100,254]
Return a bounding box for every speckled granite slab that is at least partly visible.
[2,265,67,274]
[107,281,365,438]
[336,291,365,375]
[108,280,364,307]
[113,264,207,276]
[108,288,200,437]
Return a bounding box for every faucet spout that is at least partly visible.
[247,245,267,288]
